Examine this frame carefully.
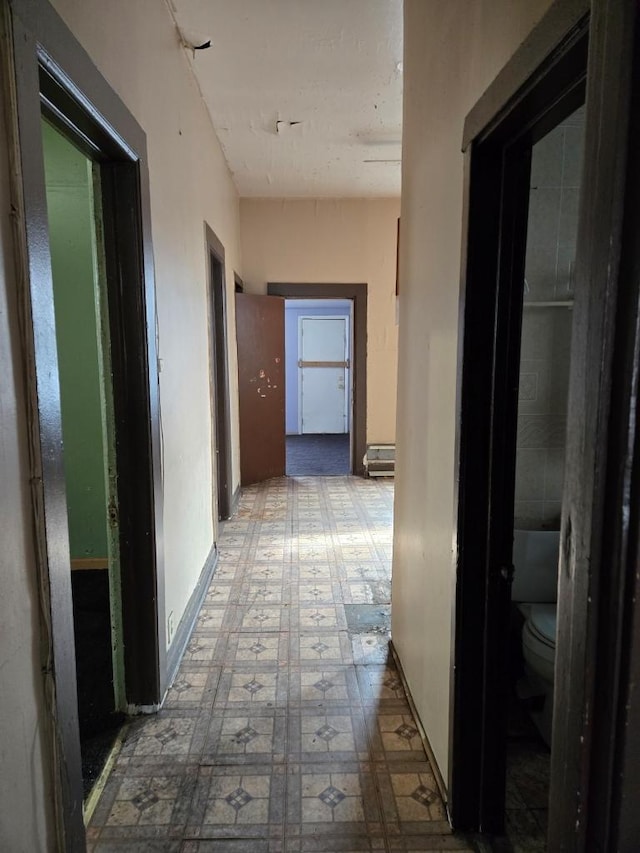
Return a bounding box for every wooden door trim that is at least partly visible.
[462,0,590,151]
[205,223,232,521]
[5,0,165,846]
[267,282,367,476]
[550,1,640,847]
[451,0,589,835]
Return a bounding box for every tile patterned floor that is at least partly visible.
[87,476,474,852]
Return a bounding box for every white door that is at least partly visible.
[299,316,349,433]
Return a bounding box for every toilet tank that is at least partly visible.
[511,529,560,603]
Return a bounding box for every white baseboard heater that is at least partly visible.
[364,444,395,477]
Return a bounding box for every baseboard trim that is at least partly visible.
[165,543,218,690]
[389,640,450,810]
[230,484,241,517]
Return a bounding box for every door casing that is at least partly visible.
[268,282,367,476]
[205,223,233,521]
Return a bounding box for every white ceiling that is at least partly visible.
[170,0,403,198]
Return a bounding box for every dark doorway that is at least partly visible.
[206,225,232,520]
[452,7,588,838]
[452,0,640,849]
[501,101,585,849]
[7,1,165,844]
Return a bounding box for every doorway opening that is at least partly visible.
[451,0,640,845]
[284,298,353,476]
[41,117,126,801]
[206,225,233,521]
[235,284,367,486]
[268,282,368,479]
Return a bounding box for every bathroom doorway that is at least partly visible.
[456,82,588,844]
[451,15,590,823]
[505,104,585,848]
[450,0,640,845]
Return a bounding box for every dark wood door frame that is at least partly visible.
[4,0,165,847]
[267,282,367,477]
[551,1,640,847]
[205,223,233,521]
[452,0,640,847]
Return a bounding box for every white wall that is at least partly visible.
[392,0,555,787]
[0,74,56,851]
[50,0,243,644]
[240,198,400,444]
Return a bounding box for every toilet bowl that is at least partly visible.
[512,530,560,746]
[522,602,556,684]
[520,603,556,745]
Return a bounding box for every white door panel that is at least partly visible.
[302,317,346,360]
[299,317,349,434]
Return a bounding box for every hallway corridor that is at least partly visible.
[87,476,471,852]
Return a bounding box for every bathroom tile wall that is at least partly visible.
[515,107,584,530]
[525,107,584,302]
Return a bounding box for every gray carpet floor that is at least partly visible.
[286,433,350,476]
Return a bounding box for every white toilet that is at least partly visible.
[511,529,560,746]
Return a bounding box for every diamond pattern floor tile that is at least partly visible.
[88,476,473,851]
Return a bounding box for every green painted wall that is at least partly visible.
[42,121,108,559]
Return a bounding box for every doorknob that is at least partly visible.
[337,377,345,390]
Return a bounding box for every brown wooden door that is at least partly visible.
[235,293,285,485]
